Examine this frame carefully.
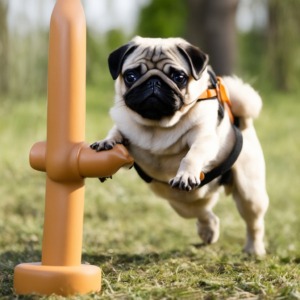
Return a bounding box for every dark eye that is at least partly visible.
[171,71,188,88]
[123,70,140,87]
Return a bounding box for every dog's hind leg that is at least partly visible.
[196,193,220,244]
[168,192,220,245]
[232,125,269,255]
[196,211,220,244]
[232,187,268,255]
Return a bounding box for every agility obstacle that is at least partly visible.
[13,0,133,295]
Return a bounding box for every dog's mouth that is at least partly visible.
[124,76,184,120]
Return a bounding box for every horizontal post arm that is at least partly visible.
[29,142,134,179]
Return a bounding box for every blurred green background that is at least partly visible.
[1,0,300,98]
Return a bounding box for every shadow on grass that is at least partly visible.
[0,249,41,297]
[82,247,202,270]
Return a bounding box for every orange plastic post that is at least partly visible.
[13,0,133,296]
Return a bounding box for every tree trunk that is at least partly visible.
[267,0,300,91]
[186,0,238,76]
[0,0,8,94]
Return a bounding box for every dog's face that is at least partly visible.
[108,37,209,125]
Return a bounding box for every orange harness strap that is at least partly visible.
[198,76,234,124]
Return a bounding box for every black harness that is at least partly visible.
[133,71,243,188]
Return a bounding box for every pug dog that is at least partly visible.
[91,36,269,255]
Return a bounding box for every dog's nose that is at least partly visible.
[147,77,161,88]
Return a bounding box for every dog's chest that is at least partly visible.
[125,128,189,180]
[129,143,188,180]
[120,119,190,153]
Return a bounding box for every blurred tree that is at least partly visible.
[186,0,238,75]
[137,0,187,38]
[136,0,238,75]
[267,0,300,91]
[0,0,8,94]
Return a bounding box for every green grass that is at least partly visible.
[0,83,300,299]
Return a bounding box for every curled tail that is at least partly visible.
[223,76,262,119]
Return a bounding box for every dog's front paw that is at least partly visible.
[90,138,128,152]
[90,139,118,151]
[169,172,201,191]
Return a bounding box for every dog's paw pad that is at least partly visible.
[90,140,116,152]
[169,173,201,191]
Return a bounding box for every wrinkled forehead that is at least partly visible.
[122,45,190,75]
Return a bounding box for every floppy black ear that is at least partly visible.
[108,43,138,80]
[177,44,209,80]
